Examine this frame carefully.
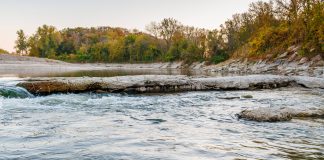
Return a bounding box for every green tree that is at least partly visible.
[21,0,323,64]
[28,25,62,58]
[15,30,28,55]
[0,48,9,54]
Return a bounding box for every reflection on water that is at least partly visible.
[1,68,241,78]
[0,85,323,159]
[47,69,199,77]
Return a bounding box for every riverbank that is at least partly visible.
[205,46,324,77]
[1,54,324,123]
[205,56,324,78]
[1,53,323,78]
[0,54,201,77]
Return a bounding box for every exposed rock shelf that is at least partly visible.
[237,107,324,122]
[17,75,324,95]
[204,46,324,77]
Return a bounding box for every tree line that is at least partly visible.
[15,0,323,63]
[0,48,9,54]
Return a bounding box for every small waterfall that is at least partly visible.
[0,85,34,98]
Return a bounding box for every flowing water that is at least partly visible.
[0,75,324,159]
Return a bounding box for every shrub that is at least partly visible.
[211,53,229,64]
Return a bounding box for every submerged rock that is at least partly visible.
[241,95,253,99]
[216,96,240,100]
[17,75,324,95]
[237,108,293,122]
[237,107,324,122]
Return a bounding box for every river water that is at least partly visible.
[0,71,323,159]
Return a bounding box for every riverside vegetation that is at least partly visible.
[14,0,323,64]
[0,48,9,54]
[1,1,324,158]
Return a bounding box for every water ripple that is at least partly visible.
[0,88,323,159]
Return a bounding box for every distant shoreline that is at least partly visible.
[0,54,323,78]
[0,54,206,77]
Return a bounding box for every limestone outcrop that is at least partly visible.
[17,75,324,95]
[237,107,324,122]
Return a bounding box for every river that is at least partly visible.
[0,70,323,159]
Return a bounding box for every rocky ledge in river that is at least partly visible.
[17,75,324,95]
[237,107,324,122]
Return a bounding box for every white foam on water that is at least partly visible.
[0,77,23,86]
[0,88,323,159]
[0,97,3,109]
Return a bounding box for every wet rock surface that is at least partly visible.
[17,75,324,95]
[237,107,324,122]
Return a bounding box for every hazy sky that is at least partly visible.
[0,0,265,52]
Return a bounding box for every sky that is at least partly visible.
[0,0,265,52]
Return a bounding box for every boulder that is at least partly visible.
[237,107,324,122]
[311,55,322,63]
[314,60,324,67]
[299,57,309,64]
[241,95,253,99]
[288,52,298,62]
[237,107,293,122]
[287,45,301,52]
[293,76,324,88]
[278,52,289,59]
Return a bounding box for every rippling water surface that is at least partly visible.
[0,78,324,159]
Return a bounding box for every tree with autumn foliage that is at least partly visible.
[17,0,323,64]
